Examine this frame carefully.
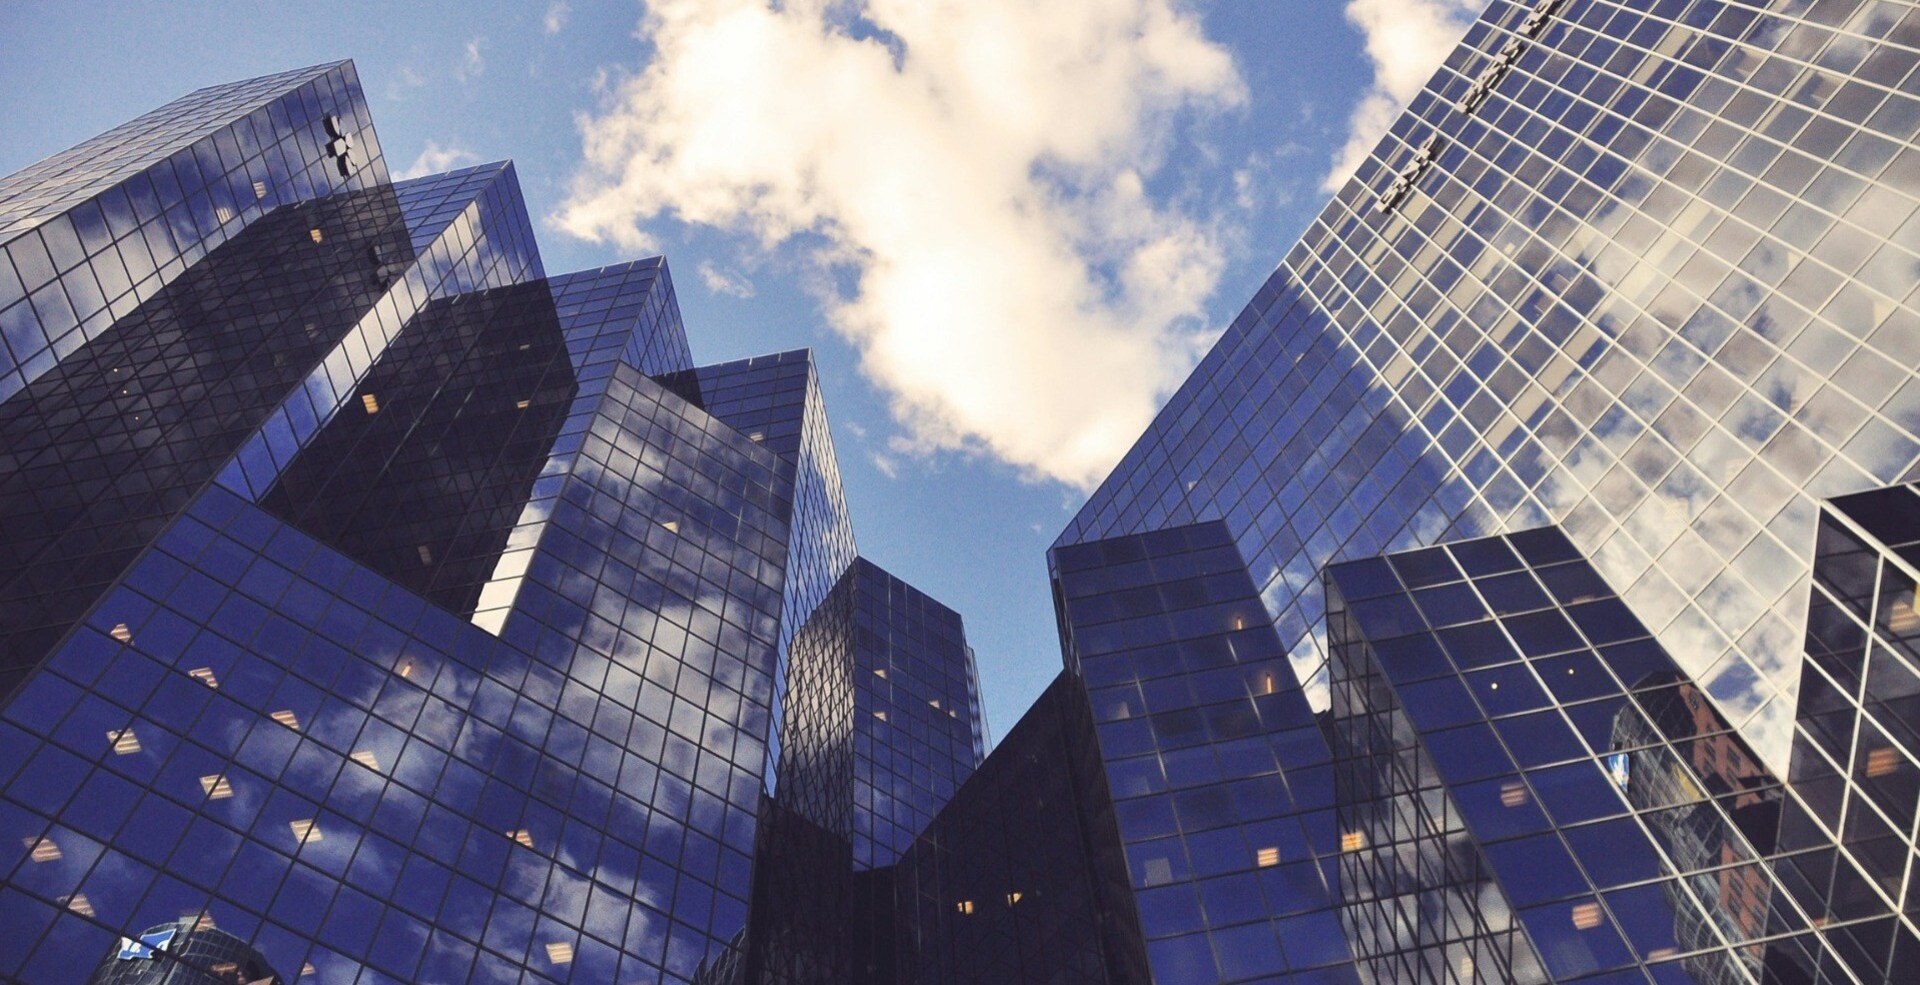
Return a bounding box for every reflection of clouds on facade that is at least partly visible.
[0,58,888,981]
[1063,0,1920,772]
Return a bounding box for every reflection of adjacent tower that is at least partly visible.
[1612,673,1780,984]
[257,280,577,616]
[0,181,415,696]
[738,557,983,984]
[87,918,282,985]
[743,563,857,985]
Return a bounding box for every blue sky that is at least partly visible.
[0,0,1481,740]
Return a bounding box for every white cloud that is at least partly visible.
[696,260,756,298]
[557,0,1244,489]
[1322,0,1486,191]
[458,36,488,84]
[545,1,571,35]
[397,141,481,180]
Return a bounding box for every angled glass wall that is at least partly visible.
[1050,521,1360,984]
[1061,0,1920,775]
[1778,481,1920,979]
[1324,527,1849,983]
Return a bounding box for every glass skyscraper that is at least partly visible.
[10,0,1920,981]
[0,62,981,985]
[1028,0,1920,981]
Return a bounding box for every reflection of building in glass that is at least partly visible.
[1613,676,1782,984]
[12,0,1920,976]
[1321,528,1836,983]
[86,918,282,985]
[1032,0,1920,979]
[1046,522,1355,983]
[738,557,984,985]
[0,62,978,985]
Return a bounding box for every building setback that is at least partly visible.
[7,0,1920,981]
[0,62,982,985]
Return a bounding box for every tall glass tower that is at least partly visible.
[1016,0,1920,981]
[0,63,983,985]
[12,0,1920,980]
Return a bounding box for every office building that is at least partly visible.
[0,62,982,985]
[1022,0,1920,981]
[12,0,1920,980]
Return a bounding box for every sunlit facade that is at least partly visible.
[1020,0,1920,982]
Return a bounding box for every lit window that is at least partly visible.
[545,942,574,965]
[748,432,764,442]
[516,399,531,409]
[271,709,301,730]
[214,205,234,224]
[289,819,322,845]
[361,393,380,414]
[1891,589,1919,633]
[1866,747,1900,778]
[955,900,974,915]
[1499,782,1528,807]
[1005,892,1022,906]
[1570,902,1603,929]
[661,520,680,534]
[188,667,219,688]
[24,836,61,862]
[874,668,887,679]
[65,894,94,917]
[1256,846,1280,867]
[109,623,133,643]
[508,829,534,847]
[397,661,414,679]
[1341,830,1366,852]
[201,774,233,799]
[252,181,269,199]
[108,728,141,755]
[874,710,887,722]
[351,750,381,771]
[929,698,941,709]
[303,963,317,977]
[309,228,324,243]
[416,544,434,564]
[1261,673,1275,694]
[189,912,216,932]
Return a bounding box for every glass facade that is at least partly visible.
[1049,522,1358,985]
[12,0,1920,979]
[656,351,860,807]
[1323,528,1846,983]
[874,671,1138,985]
[0,62,980,985]
[730,555,987,985]
[1781,481,1920,974]
[1059,0,1920,774]
[1003,1,1920,981]
[844,557,984,871]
